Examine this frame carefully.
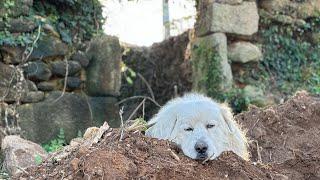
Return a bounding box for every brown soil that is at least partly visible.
[18,91,320,179]
[237,91,320,179]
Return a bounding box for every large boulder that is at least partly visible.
[196,2,259,36]
[18,91,119,144]
[191,33,233,94]
[85,34,122,96]
[228,41,262,63]
[30,35,69,60]
[1,135,47,177]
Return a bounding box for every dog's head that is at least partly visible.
[146,94,248,160]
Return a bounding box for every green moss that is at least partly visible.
[192,40,223,99]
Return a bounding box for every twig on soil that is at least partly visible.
[116,96,161,108]
[137,72,155,100]
[250,118,260,136]
[119,106,125,141]
[168,149,180,161]
[202,153,215,164]
[282,135,288,148]
[255,140,262,164]
[14,165,29,175]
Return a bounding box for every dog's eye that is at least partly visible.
[206,124,215,129]
[184,127,194,132]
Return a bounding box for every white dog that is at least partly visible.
[145,93,249,160]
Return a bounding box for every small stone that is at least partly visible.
[37,82,56,91]
[70,138,84,147]
[70,158,80,171]
[83,127,99,140]
[71,51,90,68]
[21,91,45,103]
[228,41,262,63]
[0,46,25,64]
[65,77,82,89]
[22,61,52,81]
[51,61,82,77]
[26,80,38,91]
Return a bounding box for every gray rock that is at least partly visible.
[192,33,233,92]
[196,2,259,36]
[0,46,25,64]
[50,61,82,77]
[65,77,82,89]
[18,91,119,144]
[242,85,274,107]
[88,97,120,127]
[21,91,44,103]
[260,0,320,19]
[1,135,47,177]
[0,62,28,102]
[86,34,122,96]
[228,41,262,63]
[30,35,69,60]
[71,51,90,68]
[26,80,38,91]
[22,61,52,81]
[37,81,56,91]
[0,17,37,33]
[0,0,33,18]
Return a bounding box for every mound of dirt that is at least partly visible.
[237,91,320,179]
[18,91,319,179]
[19,130,277,180]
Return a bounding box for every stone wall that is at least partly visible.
[192,0,261,96]
[191,0,320,108]
[0,0,121,144]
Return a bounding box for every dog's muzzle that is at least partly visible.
[195,140,208,159]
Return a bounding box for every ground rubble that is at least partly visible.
[17,91,320,180]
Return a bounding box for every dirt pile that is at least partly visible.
[18,91,319,179]
[237,91,320,179]
[18,130,275,180]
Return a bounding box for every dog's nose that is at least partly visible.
[194,141,208,153]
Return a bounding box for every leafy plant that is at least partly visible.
[42,128,66,153]
[34,154,43,165]
[259,16,320,95]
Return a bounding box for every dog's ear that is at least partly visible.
[219,103,235,133]
[145,107,178,140]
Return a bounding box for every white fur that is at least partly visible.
[145,93,249,160]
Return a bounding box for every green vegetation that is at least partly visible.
[192,41,223,98]
[42,128,66,153]
[0,0,104,46]
[260,16,320,95]
[34,154,43,165]
[33,0,104,42]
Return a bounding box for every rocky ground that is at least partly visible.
[14,91,319,179]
